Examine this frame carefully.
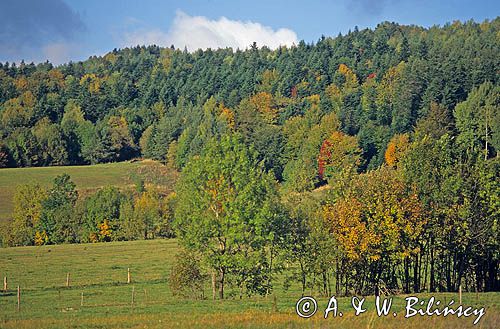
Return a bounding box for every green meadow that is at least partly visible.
[0,239,498,329]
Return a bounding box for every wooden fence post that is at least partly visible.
[66,272,70,287]
[459,285,462,305]
[17,286,20,311]
[272,294,278,313]
[127,268,131,284]
[3,276,6,292]
[81,292,84,306]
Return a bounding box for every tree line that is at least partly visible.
[0,18,498,297]
[1,173,175,246]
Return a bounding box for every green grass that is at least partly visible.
[0,239,498,328]
[0,160,177,223]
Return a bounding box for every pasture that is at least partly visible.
[0,239,498,328]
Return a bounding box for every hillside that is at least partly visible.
[0,160,177,222]
[0,17,498,303]
[0,19,498,172]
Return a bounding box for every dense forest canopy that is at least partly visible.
[0,19,498,171]
[0,18,498,297]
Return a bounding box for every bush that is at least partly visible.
[168,250,205,299]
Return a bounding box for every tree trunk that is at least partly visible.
[335,260,340,296]
[211,271,217,300]
[345,271,349,296]
[413,254,420,293]
[219,268,225,300]
[322,271,327,296]
[423,249,429,292]
[300,262,306,297]
[266,243,274,297]
[430,244,436,292]
[446,253,452,291]
[404,258,409,293]
[327,272,332,296]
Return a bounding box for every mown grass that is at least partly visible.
[0,239,498,328]
[0,160,177,223]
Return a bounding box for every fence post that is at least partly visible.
[3,276,6,292]
[81,292,84,306]
[459,284,462,305]
[17,286,20,311]
[272,294,278,313]
[66,272,70,287]
[127,268,131,284]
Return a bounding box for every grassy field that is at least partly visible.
[0,160,177,223]
[0,239,498,329]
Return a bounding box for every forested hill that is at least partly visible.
[1,18,499,294]
[0,19,498,179]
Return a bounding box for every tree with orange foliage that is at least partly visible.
[384,133,410,167]
[98,219,112,242]
[218,105,235,130]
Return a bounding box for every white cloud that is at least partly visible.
[123,10,298,51]
[42,42,73,64]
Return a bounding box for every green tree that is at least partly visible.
[282,193,336,296]
[117,198,142,240]
[454,81,500,158]
[33,119,69,166]
[82,186,123,242]
[61,100,87,163]
[318,130,362,190]
[38,174,78,244]
[174,134,283,299]
[6,128,40,167]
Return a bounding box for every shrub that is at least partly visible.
[168,250,205,299]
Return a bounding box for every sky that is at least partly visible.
[0,0,498,65]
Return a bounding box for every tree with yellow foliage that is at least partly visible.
[134,190,161,239]
[338,63,359,91]
[249,91,278,124]
[323,167,424,295]
[8,184,47,246]
[107,116,137,161]
[98,219,112,242]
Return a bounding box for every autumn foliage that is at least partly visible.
[318,131,361,183]
[323,167,425,292]
[249,92,278,124]
[384,133,410,167]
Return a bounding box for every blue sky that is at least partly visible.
[1,0,499,64]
